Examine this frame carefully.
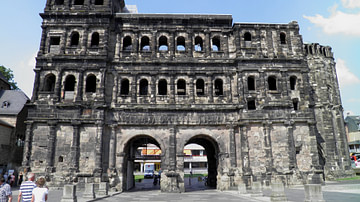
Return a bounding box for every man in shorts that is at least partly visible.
[17,173,36,202]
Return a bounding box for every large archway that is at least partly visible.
[122,135,162,191]
[184,135,219,191]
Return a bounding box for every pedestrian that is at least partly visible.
[31,177,48,202]
[0,174,12,202]
[3,173,8,184]
[8,175,15,187]
[17,172,23,187]
[17,173,36,202]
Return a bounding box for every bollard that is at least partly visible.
[60,185,77,202]
[238,183,247,194]
[270,182,288,202]
[304,184,325,202]
[82,183,95,199]
[97,182,109,197]
[251,181,263,197]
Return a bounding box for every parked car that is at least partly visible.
[355,160,360,168]
[144,170,154,178]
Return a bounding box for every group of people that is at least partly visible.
[0,173,48,202]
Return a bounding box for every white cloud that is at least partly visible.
[304,10,360,36]
[341,0,360,8]
[335,58,360,87]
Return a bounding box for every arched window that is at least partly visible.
[268,76,277,91]
[176,36,186,51]
[290,76,297,90]
[85,74,96,93]
[158,79,167,95]
[293,99,299,111]
[123,36,132,51]
[248,100,256,110]
[58,156,64,163]
[65,75,76,92]
[120,79,129,95]
[214,79,223,96]
[195,36,203,52]
[94,0,103,5]
[177,79,186,95]
[247,76,255,91]
[212,36,220,51]
[244,32,252,41]
[91,32,99,47]
[139,79,148,96]
[196,79,205,96]
[55,0,64,5]
[70,32,80,46]
[158,36,168,51]
[74,0,84,5]
[140,36,150,51]
[280,32,286,44]
[43,74,56,92]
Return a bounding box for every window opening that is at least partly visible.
[290,76,297,90]
[158,36,168,51]
[158,79,167,95]
[248,100,256,110]
[91,32,100,47]
[65,75,76,91]
[195,36,203,52]
[139,79,148,96]
[177,36,186,51]
[293,99,299,111]
[70,32,80,46]
[177,79,186,95]
[212,36,220,51]
[123,36,132,51]
[74,0,84,5]
[140,36,150,51]
[43,74,56,92]
[95,0,103,5]
[247,76,255,91]
[120,79,129,95]
[196,79,205,96]
[55,0,64,5]
[280,32,286,44]
[49,37,61,53]
[268,76,277,91]
[85,74,96,93]
[214,79,223,96]
[244,32,252,41]
[58,156,64,163]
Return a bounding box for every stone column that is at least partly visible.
[70,122,81,172]
[46,122,57,173]
[169,75,175,103]
[207,74,213,103]
[240,125,251,176]
[109,125,117,169]
[308,121,323,184]
[263,122,273,183]
[131,74,137,103]
[54,69,62,101]
[188,76,194,103]
[229,125,237,167]
[75,70,84,102]
[304,184,325,202]
[22,121,34,168]
[31,68,41,102]
[168,126,176,171]
[94,121,104,177]
[111,72,118,107]
[81,26,89,55]
[286,121,297,170]
[61,185,77,202]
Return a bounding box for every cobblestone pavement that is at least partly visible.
[11,178,360,202]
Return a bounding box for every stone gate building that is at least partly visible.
[23,0,353,192]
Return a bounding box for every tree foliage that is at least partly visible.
[0,65,18,90]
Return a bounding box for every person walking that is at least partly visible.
[0,174,12,202]
[17,173,36,202]
[31,177,47,202]
[17,172,23,187]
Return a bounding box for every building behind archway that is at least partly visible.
[23,0,353,192]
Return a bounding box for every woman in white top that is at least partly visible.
[31,177,48,202]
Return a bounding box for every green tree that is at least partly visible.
[0,65,18,90]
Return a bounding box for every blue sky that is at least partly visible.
[0,0,359,115]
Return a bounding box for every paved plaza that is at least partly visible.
[11,178,360,202]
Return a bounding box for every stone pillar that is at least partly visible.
[75,70,84,102]
[70,122,81,172]
[263,122,273,184]
[286,121,297,170]
[22,121,33,168]
[46,122,57,173]
[109,125,117,169]
[238,183,247,194]
[111,72,118,107]
[131,75,137,103]
[207,74,213,103]
[31,68,41,102]
[82,183,95,200]
[229,125,237,167]
[94,121,104,177]
[168,126,176,171]
[188,76,194,103]
[308,121,323,184]
[97,182,109,197]
[270,182,288,201]
[240,125,251,178]
[61,185,77,202]
[304,184,325,202]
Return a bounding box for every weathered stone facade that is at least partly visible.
[24,0,353,192]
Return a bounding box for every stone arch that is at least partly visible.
[43,73,56,92]
[123,36,132,51]
[140,36,151,51]
[70,31,80,46]
[85,74,97,93]
[121,134,164,191]
[182,134,220,189]
[158,36,169,51]
[194,36,203,52]
[90,32,100,47]
[212,36,221,51]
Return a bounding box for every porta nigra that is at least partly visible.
[23,0,353,192]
